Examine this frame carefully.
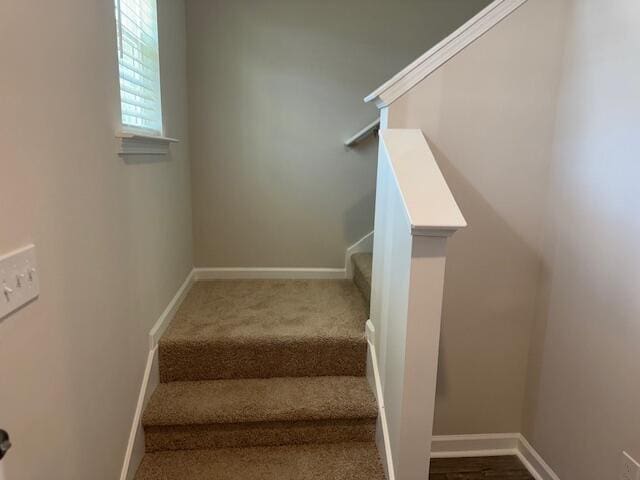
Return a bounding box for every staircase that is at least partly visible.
[134,270,383,479]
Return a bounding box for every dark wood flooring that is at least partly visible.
[429,456,534,479]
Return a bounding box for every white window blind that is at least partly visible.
[115,0,163,134]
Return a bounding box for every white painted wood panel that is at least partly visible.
[370,129,465,479]
[378,130,466,236]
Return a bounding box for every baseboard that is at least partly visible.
[516,436,560,480]
[120,269,196,480]
[365,320,395,480]
[345,231,374,278]
[194,267,346,280]
[120,347,160,480]
[148,270,196,349]
[192,234,374,282]
[430,433,560,480]
[431,433,520,458]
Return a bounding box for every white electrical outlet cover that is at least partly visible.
[621,451,640,480]
[0,244,40,320]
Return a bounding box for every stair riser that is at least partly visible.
[144,419,376,452]
[159,340,367,382]
[353,268,371,304]
[135,442,386,480]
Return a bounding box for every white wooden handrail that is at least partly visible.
[369,129,466,479]
[344,118,380,147]
[365,0,528,108]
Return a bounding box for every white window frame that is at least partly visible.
[114,0,178,155]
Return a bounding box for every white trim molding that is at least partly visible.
[430,433,560,480]
[431,433,520,458]
[120,347,159,480]
[365,321,395,480]
[148,271,196,349]
[117,131,179,157]
[364,0,528,108]
[344,118,380,147]
[345,231,374,279]
[120,269,196,480]
[517,436,561,480]
[195,236,378,282]
[194,267,346,280]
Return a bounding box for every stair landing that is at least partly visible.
[159,280,368,382]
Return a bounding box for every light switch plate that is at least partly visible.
[0,244,40,320]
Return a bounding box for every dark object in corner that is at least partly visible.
[0,429,10,460]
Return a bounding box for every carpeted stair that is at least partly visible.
[159,280,369,382]
[142,376,377,451]
[135,442,384,480]
[134,278,384,479]
[351,253,373,303]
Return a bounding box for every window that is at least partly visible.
[115,0,163,135]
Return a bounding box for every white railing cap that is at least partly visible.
[380,129,466,236]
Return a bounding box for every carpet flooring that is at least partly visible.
[135,277,383,479]
[159,280,368,382]
[135,442,386,480]
[142,376,377,451]
[143,376,377,426]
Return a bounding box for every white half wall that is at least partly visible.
[383,2,640,478]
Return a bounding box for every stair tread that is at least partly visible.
[143,376,377,427]
[159,280,369,382]
[134,442,386,480]
[162,280,367,345]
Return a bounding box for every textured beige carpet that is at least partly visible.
[159,280,368,382]
[135,442,386,480]
[144,377,377,426]
[142,376,378,451]
[135,278,382,479]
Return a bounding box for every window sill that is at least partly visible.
[116,131,179,157]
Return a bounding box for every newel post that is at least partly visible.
[397,232,450,479]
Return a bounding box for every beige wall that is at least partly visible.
[0,1,192,478]
[523,0,640,478]
[186,0,491,268]
[386,2,640,475]
[386,0,567,434]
